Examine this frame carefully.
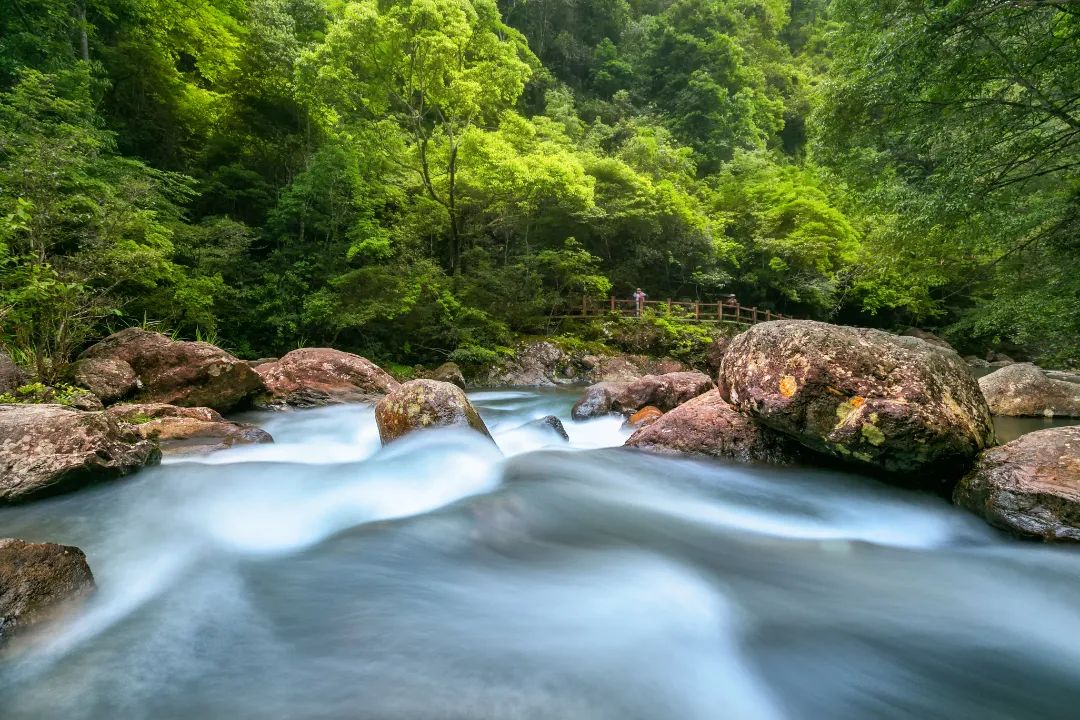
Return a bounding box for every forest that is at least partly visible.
[2,0,1078,376]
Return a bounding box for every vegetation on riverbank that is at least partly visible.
[2,0,1078,378]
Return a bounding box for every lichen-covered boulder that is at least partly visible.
[374,380,491,444]
[0,404,160,504]
[979,363,1080,418]
[80,328,263,412]
[481,341,565,386]
[70,356,140,404]
[625,390,802,464]
[571,382,629,420]
[718,320,994,482]
[625,406,664,429]
[0,538,95,640]
[254,348,399,408]
[0,349,27,394]
[612,371,715,414]
[107,403,272,455]
[954,427,1080,541]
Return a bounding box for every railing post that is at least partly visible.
[610,296,616,312]
[718,303,723,321]
[752,307,758,323]
[694,302,700,320]
[667,298,672,314]
[765,309,772,321]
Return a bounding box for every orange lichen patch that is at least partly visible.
[778,375,798,398]
[850,396,865,409]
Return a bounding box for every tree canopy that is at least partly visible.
[2,0,1078,372]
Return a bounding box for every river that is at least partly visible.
[2,388,1080,719]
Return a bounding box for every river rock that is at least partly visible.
[521,415,569,441]
[419,361,466,389]
[70,357,140,404]
[706,336,732,374]
[612,371,715,414]
[254,348,399,408]
[79,328,262,412]
[0,350,27,393]
[979,363,1080,417]
[483,341,565,386]
[964,355,991,368]
[902,327,953,350]
[375,379,491,444]
[953,427,1080,541]
[0,538,95,640]
[718,320,994,482]
[107,403,272,455]
[571,382,628,420]
[0,404,161,504]
[625,390,801,464]
[625,406,664,429]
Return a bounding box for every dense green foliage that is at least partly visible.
[1,0,1077,373]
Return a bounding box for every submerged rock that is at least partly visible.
[521,415,570,442]
[80,328,262,412]
[612,371,714,414]
[375,380,491,444]
[107,403,272,455]
[979,363,1080,418]
[254,348,399,408]
[625,390,801,464]
[70,357,140,404]
[718,320,994,483]
[954,427,1080,541]
[0,538,95,640]
[0,404,160,504]
[571,382,628,420]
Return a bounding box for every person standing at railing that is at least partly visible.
[633,288,647,316]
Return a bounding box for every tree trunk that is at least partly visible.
[76,3,90,61]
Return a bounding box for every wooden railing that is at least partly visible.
[553,296,794,325]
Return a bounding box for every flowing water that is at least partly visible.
[3,388,1080,719]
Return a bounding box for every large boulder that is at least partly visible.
[375,379,492,444]
[0,349,27,394]
[69,357,140,404]
[954,427,1080,541]
[979,363,1080,417]
[571,382,629,420]
[482,341,565,386]
[79,328,262,412]
[625,390,802,464]
[0,538,95,640]
[612,371,715,414]
[718,320,994,482]
[254,348,399,408]
[0,404,160,504]
[107,403,273,456]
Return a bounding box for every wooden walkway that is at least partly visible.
[555,296,793,325]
